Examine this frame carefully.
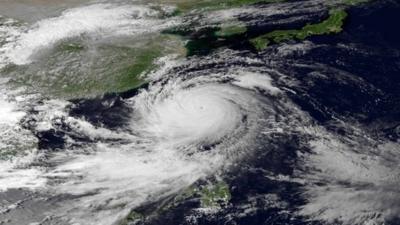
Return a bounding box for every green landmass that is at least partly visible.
[215,25,247,37]
[117,181,232,224]
[174,186,199,203]
[0,144,36,161]
[200,181,231,208]
[112,47,160,92]
[3,34,185,99]
[120,211,143,225]
[54,47,153,97]
[0,130,37,161]
[58,43,85,52]
[250,9,348,50]
[59,35,185,98]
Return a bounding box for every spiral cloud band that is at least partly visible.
[0,68,278,224]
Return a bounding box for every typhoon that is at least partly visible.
[0,1,399,225]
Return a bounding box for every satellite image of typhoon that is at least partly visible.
[0,0,399,225]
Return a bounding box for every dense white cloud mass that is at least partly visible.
[0,3,178,68]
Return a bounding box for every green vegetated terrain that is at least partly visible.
[250,9,348,50]
[58,43,85,52]
[120,211,144,225]
[215,24,247,37]
[58,35,185,98]
[119,181,231,225]
[0,139,37,161]
[200,181,231,208]
[248,0,375,50]
[3,34,186,99]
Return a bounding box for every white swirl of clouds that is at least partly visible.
[0,70,279,224]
